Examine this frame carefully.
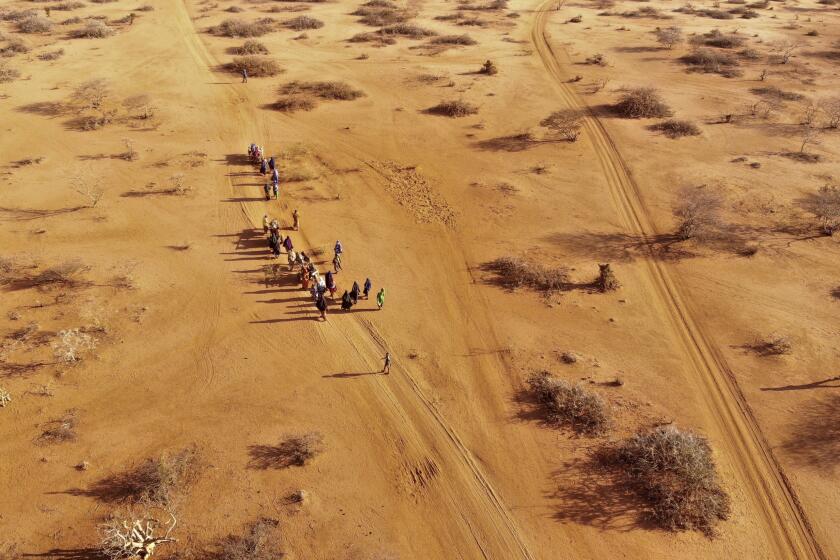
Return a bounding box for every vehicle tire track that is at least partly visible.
[530,4,825,559]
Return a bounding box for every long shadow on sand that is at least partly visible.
[22,547,107,559]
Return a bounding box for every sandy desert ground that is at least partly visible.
[1,0,839,558]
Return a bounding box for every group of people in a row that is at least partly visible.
[248,144,282,201]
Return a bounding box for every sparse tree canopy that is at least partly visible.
[673,186,723,240]
[540,109,584,142]
[655,26,683,48]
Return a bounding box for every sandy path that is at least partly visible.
[530,3,825,558]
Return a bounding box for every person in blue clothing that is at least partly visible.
[268,156,276,170]
[363,278,372,299]
[259,158,267,175]
[334,240,343,257]
[271,167,279,186]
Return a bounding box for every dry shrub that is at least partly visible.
[673,187,722,240]
[218,519,281,560]
[0,9,38,22]
[38,48,65,60]
[248,433,324,469]
[1,38,30,56]
[596,263,619,292]
[699,8,734,18]
[650,119,701,138]
[38,410,78,444]
[585,53,605,65]
[352,5,409,26]
[614,87,672,118]
[621,6,669,18]
[680,48,741,77]
[379,22,436,38]
[818,97,840,129]
[427,99,478,117]
[52,328,97,362]
[279,80,364,100]
[226,5,245,12]
[0,62,20,83]
[70,21,115,39]
[283,15,323,30]
[18,16,53,33]
[232,40,269,55]
[655,26,683,48]
[271,95,316,112]
[137,4,155,11]
[32,260,91,288]
[749,86,803,102]
[691,29,745,48]
[482,257,569,291]
[802,184,840,235]
[228,56,282,77]
[605,425,730,535]
[540,109,583,141]
[52,1,86,10]
[91,447,201,506]
[431,34,476,45]
[749,334,791,356]
[527,371,609,435]
[213,18,274,37]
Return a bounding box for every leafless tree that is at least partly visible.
[771,40,799,64]
[540,109,584,141]
[820,97,840,129]
[655,26,683,49]
[100,511,177,559]
[71,172,104,207]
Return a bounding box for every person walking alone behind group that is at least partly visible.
[376,288,385,310]
[241,68,248,83]
[292,209,300,231]
[382,352,391,374]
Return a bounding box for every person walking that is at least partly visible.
[263,183,271,201]
[316,294,328,321]
[262,214,270,234]
[268,156,276,171]
[271,167,279,185]
[376,288,385,310]
[325,271,336,298]
[272,182,279,200]
[350,281,360,305]
[45,6,51,17]
[363,278,372,299]
[241,68,248,83]
[259,158,267,175]
[334,240,343,257]
[283,235,293,253]
[341,290,353,310]
[332,253,342,273]
[382,352,391,374]
[292,209,300,231]
[287,249,297,270]
[129,12,135,25]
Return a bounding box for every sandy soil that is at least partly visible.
[1,0,839,558]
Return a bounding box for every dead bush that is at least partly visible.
[699,8,734,18]
[655,26,683,48]
[681,48,741,77]
[482,257,569,291]
[354,7,409,26]
[802,184,840,235]
[89,447,201,506]
[279,80,364,101]
[218,519,281,560]
[248,433,324,469]
[283,15,323,30]
[379,23,437,38]
[673,186,722,240]
[596,263,620,292]
[818,97,840,129]
[18,16,53,33]
[604,425,731,535]
[621,6,669,18]
[527,371,609,435]
[70,21,115,39]
[227,56,282,77]
[32,260,91,288]
[750,86,803,102]
[212,18,274,37]
[52,328,97,362]
[650,119,701,138]
[426,99,478,117]
[0,9,38,22]
[585,53,606,65]
[1,38,30,56]
[52,1,86,10]
[271,95,316,112]
[430,34,476,45]
[0,62,20,83]
[232,40,269,55]
[748,334,792,356]
[540,109,583,141]
[692,29,745,48]
[614,87,672,118]
[38,410,78,444]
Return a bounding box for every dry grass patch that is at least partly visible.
[426,99,478,117]
[603,425,731,535]
[650,119,701,138]
[227,56,282,77]
[614,87,672,118]
[283,15,323,30]
[747,334,792,356]
[1,38,30,57]
[212,18,275,37]
[0,62,20,82]
[691,29,746,48]
[217,519,282,560]
[680,48,742,77]
[38,410,78,444]
[271,95,316,112]
[481,256,569,291]
[527,371,610,435]
[38,48,65,60]
[18,16,54,33]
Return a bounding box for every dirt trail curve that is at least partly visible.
[174,1,536,557]
[530,3,824,559]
